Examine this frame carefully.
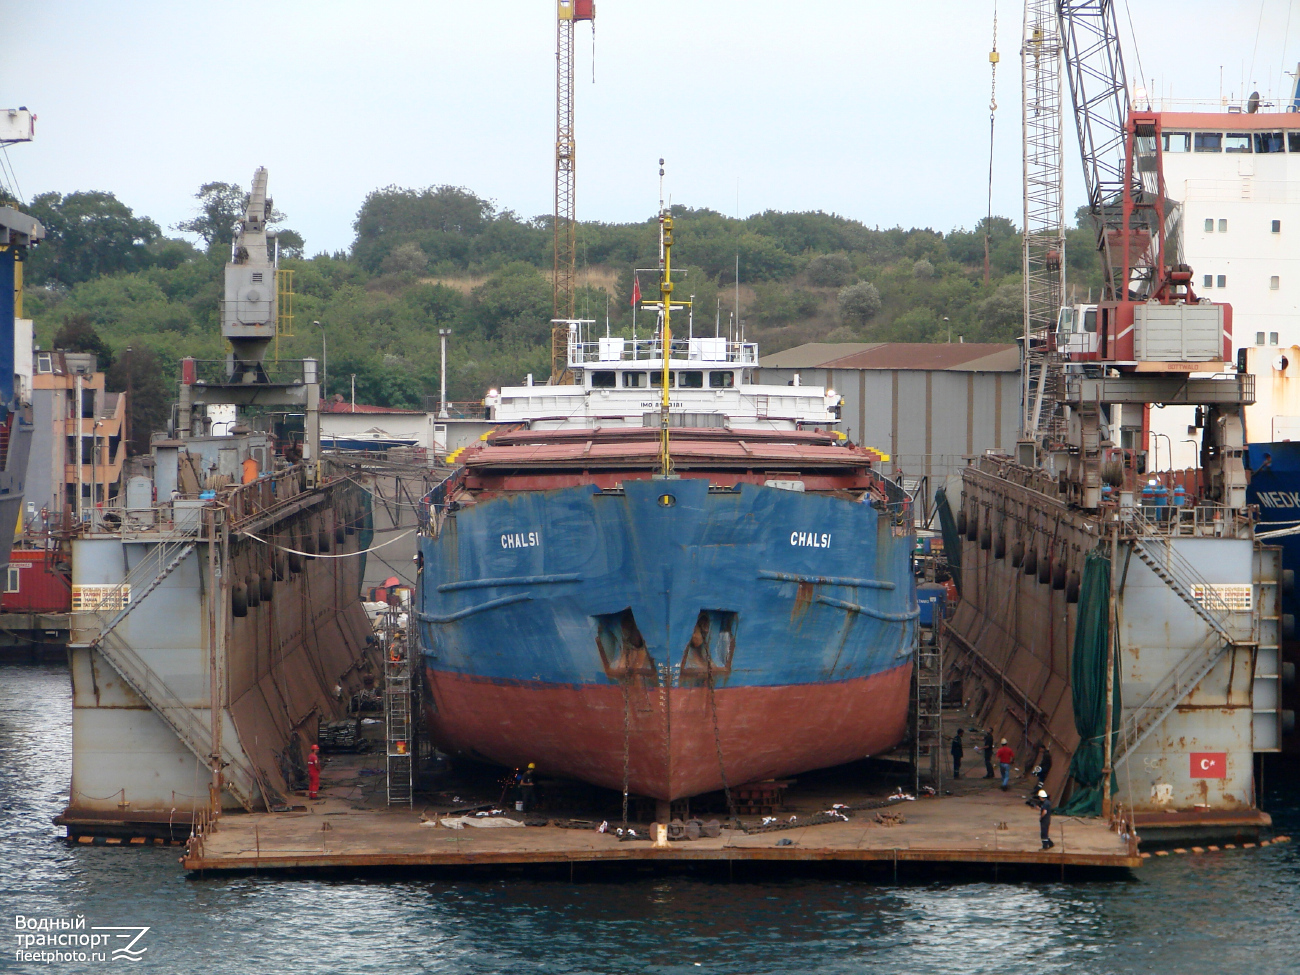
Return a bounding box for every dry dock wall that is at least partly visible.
[62,475,378,829]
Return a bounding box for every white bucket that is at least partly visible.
[515,801,524,812]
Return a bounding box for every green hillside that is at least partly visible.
[15,182,1103,421]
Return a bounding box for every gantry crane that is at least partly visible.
[552,0,595,384]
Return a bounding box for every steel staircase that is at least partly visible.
[77,539,258,811]
[1114,516,1249,766]
[384,606,415,805]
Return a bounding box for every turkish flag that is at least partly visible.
[631,275,641,307]
[1190,752,1227,778]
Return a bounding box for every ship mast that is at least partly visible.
[658,160,673,477]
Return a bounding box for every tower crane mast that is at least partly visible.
[1019,0,1067,448]
[552,0,595,384]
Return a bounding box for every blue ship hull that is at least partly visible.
[416,477,917,799]
[1248,440,1300,623]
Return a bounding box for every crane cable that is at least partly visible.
[984,0,1000,286]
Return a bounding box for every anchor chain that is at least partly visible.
[620,678,631,827]
[704,655,736,825]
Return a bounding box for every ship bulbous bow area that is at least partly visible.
[417,476,917,801]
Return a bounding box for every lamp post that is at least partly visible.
[438,328,451,419]
[312,320,327,396]
[1152,432,1172,473]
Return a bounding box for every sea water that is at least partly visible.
[3,662,1297,975]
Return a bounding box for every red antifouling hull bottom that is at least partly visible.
[424,663,913,800]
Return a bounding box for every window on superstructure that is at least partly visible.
[1273,220,1282,233]
[709,371,735,388]
[1272,332,1280,345]
[1290,132,1300,153]
[1272,276,1281,291]
[4,566,17,594]
[1219,219,1228,233]
[623,371,646,388]
[650,371,675,388]
[1205,218,1215,233]
[1194,132,1223,152]
[1257,332,1267,345]
[1204,274,1214,288]
[591,371,616,388]
[1256,132,1285,153]
[1225,133,1251,153]
[678,371,703,388]
[1164,132,1190,152]
[36,352,52,374]
[1217,274,1228,288]
[1083,309,1097,333]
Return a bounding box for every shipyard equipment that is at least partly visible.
[938,1,1279,843]
[551,0,595,384]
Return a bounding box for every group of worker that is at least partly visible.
[948,728,1055,850]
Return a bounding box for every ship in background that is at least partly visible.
[0,107,43,582]
[1125,71,1300,750]
[416,211,918,805]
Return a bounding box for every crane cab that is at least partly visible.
[1066,298,1232,372]
[1055,304,1098,357]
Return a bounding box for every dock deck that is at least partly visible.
[180,754,1140,877]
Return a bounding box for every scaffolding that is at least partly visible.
[383,596,416,806]
[913,614,943,795]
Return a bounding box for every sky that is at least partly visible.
[3,0,1297,257]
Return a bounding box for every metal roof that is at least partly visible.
[763,342,1019,373]
[757,343,881,369]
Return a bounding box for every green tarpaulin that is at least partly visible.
[1060,548,1121,816]
[935,487,962,595]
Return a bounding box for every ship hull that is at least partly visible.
[418,476,917,800]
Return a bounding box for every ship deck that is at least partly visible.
[180,752,1141,878]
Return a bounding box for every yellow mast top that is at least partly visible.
[658,205,674,477]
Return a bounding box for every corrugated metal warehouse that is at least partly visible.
[756,342,1020,480]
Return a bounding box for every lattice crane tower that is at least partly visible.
[1019,0,1067,446]
[552,0,595,384]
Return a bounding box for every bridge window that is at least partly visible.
[1194,132,1223,152]
[623,371,646,388]
[709,371,735,388]
[678,371,704,388]
[591,371,616,388]
[1163,131,1190,152]
[1290,132,1300,153]
[650,371,675,388]
[1225,133,1251,153]
[1256,131,1285,153]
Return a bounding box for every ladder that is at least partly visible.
[384,602,415,805]
[914,619,943,794]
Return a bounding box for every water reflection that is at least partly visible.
[3,662,1299,975]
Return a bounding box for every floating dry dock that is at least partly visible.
[180,757,1140,876]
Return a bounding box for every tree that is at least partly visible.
[175,181,293,253]
[106,347,170,455]
[806,253,853,287]
[174,182,246,251]
[24,191,161,287]
[53,315,116,371]
[837,282,881,326]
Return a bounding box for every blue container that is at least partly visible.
[917,582,947,626]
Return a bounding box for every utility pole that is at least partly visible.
[438,328,451,419]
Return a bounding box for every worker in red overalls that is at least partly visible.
[307,743,321,799]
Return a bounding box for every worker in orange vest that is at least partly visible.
[307,744,321,799]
